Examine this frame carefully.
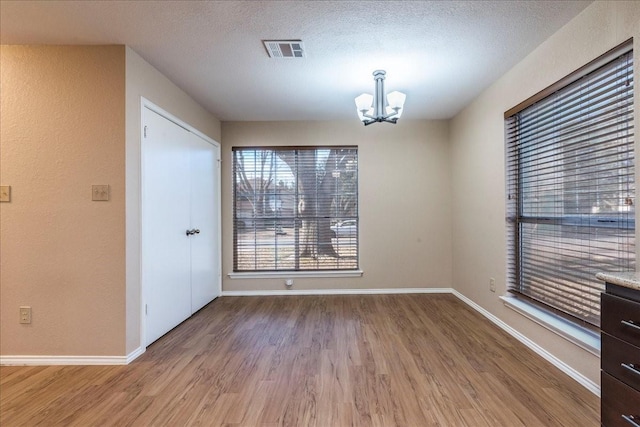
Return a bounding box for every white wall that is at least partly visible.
[450,0,640,387]
[221,120,452,293]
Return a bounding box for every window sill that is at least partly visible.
[228,270,364,279]
[500,295,600,356]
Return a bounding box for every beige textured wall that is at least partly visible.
[0,45,126,356]
[0,45,221,357]
[221,120,452,292]
[450,0,640,386]
[124,47,221,353]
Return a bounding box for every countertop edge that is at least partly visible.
[596,271,640,291]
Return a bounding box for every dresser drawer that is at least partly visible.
[602,332,640,391]
[602,293,640,347]
[601,372,640,427]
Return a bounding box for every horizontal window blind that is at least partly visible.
[506,43,634,327]
[233,146,358,272]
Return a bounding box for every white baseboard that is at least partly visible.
[1,355,128,366]
[222,287,453,296]
[126,346,145,363]
[0,347,145,366]
[451,289,600,397]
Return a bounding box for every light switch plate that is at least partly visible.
[20,306,31,324]
[92,185,109,201]
[0,186,11,202]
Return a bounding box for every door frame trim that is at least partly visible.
[140,97,222,348]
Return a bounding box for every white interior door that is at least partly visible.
[189,131,220,312]
[142,108,192,345]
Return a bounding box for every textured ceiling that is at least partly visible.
[0,0,593,121]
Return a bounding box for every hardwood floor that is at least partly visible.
[1,294,598,426]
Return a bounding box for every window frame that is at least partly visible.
[231,146,360,274]
[504,39,635,332]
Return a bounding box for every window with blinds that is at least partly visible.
[505,40,635,328]
[233,146,358,272]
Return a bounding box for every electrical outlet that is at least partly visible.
[19,306,31,324]
[489,278,496,293]
[0,186,11,202]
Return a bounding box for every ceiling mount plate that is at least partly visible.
[263,40,305,58]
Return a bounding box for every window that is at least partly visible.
[233,146,358,272]
[505,40,634,328]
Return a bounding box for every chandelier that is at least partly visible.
[354,70,406,126]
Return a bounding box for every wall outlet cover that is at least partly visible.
[0,186,11,202]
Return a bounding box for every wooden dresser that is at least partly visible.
[599,272,640,427]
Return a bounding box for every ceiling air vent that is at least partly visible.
[263,40,305,58]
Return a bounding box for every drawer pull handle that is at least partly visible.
[622,363,640,377]
[621,320,640,332]
[622,415,640,427]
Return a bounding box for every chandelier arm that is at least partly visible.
[382,109,400,119]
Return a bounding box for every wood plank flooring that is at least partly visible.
[1,294,599,426]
